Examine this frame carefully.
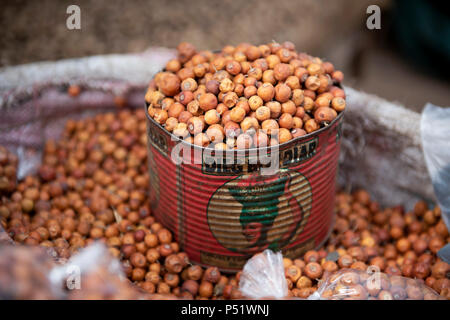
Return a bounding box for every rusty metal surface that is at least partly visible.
[146,109,343,272]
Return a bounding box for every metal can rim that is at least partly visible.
[145,101,344,152]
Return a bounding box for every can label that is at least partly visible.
[206,170,312,254]
[201,137,318,175]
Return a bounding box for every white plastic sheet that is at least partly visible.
[239,250,288,299]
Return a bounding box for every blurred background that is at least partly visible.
[0,0,449,111]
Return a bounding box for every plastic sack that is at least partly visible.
[239,250,288,299]
[420,103,450,230]
[0,49,173,180]
[309,268,444,300]
[0,245,63,299]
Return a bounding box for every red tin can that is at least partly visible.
[146,107,344,273]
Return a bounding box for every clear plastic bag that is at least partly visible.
[239,249,288,299]
[0,241,176,300]
[0,245,63,299]
[421,103,450,230]
[49,242,156,300]
[309,268,444,300]
[239,251,444,300]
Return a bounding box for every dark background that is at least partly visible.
[0,0,449,111]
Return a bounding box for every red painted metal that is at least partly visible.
[146,106,344,273]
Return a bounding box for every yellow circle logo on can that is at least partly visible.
[207,169,312,254]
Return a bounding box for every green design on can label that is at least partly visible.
[206,169,313,255]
